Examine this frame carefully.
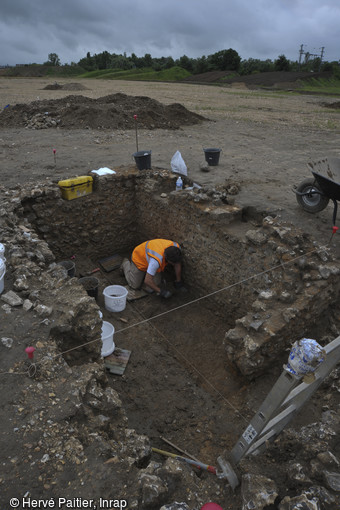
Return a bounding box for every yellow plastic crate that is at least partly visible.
[58,176,93,200]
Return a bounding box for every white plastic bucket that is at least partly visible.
[0,243,5,260]
[101,321,115,357]
[103,285,128,312]
[0,258,6,295]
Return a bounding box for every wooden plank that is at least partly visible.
[124,285,149,301]
[98,254,123,272]
[104,348,131,375]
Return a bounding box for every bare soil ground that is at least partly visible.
[1,77,340,509]
[1,76,340,247]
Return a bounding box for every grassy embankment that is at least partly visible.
[0,65,191,82]
[298,76,340,95]
[78,66,191,81]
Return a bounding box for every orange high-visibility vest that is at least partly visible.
[132,239,180,273]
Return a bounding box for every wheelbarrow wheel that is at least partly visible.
[296,178,329,213]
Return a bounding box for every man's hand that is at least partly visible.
[158,289,172,299]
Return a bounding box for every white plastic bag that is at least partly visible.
[171,151,187,176]
[91,167,116,176]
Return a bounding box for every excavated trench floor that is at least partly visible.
[65,250,321,466]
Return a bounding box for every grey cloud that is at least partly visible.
[0,0,338,66]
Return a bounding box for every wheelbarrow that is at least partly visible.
[295,157,340,231]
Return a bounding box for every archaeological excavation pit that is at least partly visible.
[16,167,340,451]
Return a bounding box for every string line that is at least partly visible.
[0,244,326,379]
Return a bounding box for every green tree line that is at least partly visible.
[45,50,339,76]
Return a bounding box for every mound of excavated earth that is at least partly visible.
[43,82,89,91]
[0,93,206,130]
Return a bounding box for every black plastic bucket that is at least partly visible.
[58,260,76,277]
[203,148,221,166]
[79,276,99,300]
[133,150,152,170]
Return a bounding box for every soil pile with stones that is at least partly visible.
[42,82,89,91]
[0,93,206,130]
[183,70,334,91]
[324,101,340,109]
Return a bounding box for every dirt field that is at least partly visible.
[1,77,340,509]
[1,76,340,247]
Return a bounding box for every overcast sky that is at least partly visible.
[1,0,339,66]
